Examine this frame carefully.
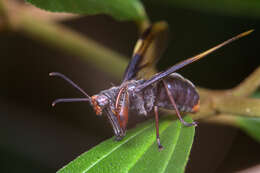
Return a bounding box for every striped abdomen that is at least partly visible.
[155,73,199,113]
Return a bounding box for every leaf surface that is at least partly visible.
[237,116,260,142]
[26,0,147,21]
[57,116,195,173]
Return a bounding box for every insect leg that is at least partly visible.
[154,106,163,150]
[49,72,91,99]
[115,87,126,127]
[162,80,197,127]
[115,86,129,134]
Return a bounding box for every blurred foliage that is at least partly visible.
[237,116,260,142]
[1,148,54,173]
[147,0,260,19]
[26,0,260,21]
[26,0,147,21]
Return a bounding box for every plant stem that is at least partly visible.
[202,114,239,127]
[232,67,260,97]
[24,16,128,78]
[4,0,129,78]
[213,96,260,117]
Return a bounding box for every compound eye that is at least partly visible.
[91,95,109,116]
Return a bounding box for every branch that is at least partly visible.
[231,67,260,97]
[2,0,128,78]
[202,114,239,127]
[213,96,260,117]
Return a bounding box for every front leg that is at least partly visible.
[115,135,125,141]
[115,87,129,134]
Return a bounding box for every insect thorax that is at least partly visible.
[127,80,157,116]
[99,73,199,117]
[99,80,156,116]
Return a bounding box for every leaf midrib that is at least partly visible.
[161,123,182,173]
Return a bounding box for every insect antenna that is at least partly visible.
[49,72,91,106]
[51,98,90,107]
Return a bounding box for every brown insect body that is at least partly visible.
[50,22,252,149]
[91,72,199,140]
[156,73,199,113]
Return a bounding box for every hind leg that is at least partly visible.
[162,80,197,127]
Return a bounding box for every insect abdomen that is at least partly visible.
[155,73,199,112]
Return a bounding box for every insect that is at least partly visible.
[50,21,252,150]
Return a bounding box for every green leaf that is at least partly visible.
[251,91,260,99]
[236,90,260,142]
[26,0,147,21]
[148,0,260,19]
[237,116,260,142]
[57,116,195,173]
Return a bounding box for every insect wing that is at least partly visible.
[136,29,253,92]
[122,21,169,82]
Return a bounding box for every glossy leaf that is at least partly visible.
[57,116,195,173]
[26,0,147,21]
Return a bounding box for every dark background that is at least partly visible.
[2,2,260,172]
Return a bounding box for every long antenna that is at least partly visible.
[49,72,91,99]
[51,98,90,107]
